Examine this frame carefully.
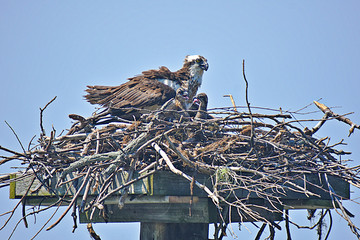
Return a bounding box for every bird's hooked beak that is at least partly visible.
[182,91,189,100]
[192,97,201,106]
[200,61,209,71]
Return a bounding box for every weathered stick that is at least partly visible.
[0,145,27,158]
[97,167,160,203]
[104,131,153,175]
[314,101,360,136]
[151,142,220,205]
[87,223,101,240]
[39,96,57,137]
[60,151,122,178]
[223,94,238,112]
[164,134,213,175]
[304,112,330,136]
[47,168,92,231]
[4,121,28,157]
[0,177,35,231]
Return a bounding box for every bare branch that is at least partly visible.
[39,96,57,136]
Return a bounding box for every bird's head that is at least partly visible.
[184,55,209,71]
[183,55,208,89]
[192,93,208,108]
[175,87,190,110]
[176,88,189,101]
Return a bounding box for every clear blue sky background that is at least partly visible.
[1,1,360,239]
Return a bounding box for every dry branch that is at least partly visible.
[314,100,360,136]
[151,142,220,205]
[40,96,57,137]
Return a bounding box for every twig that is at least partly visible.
[268,224,275,240]
[97,167,161,203]
[151,142,219,205]
[304,112,330,136]
[61,151,122,178]
[255,223,267,240]
[4,121,28,158]
[80,174,94,212]
[40,96,57,136]
[44,130,54,152]
[71,203,77,233]
[0,176,35,231]
[87,223,101,240]
[325,173,360,238]
[104,131,153,175]
[28,199,64,240]
[21,199,28,228]
[223,95,238,112]
[242,60,254,143]
[46,167,92,231]
[118,158,137,209]
[8,197,64,240]
[0,145,27,158]
[313,101,360,136]
[164,134,213,175]
[324,210,332,240]
[285,209,292,240]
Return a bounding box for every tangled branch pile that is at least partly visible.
[1,97,360,239]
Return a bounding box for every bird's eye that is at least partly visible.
[196,59,201,63]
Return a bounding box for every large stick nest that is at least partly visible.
[1,96,360,239]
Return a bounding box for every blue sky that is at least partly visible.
[1,1,360,239]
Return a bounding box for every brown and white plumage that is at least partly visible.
[86,79,175,111]
[85,55,208,119]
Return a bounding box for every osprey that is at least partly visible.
[85,55,208,120]
[189,93,213,120]
[157,87,190,121]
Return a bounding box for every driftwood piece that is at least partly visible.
[314,101,360,136]
[304,112,330,136]
[104,131,153,175]
[151,142,219,205]
[60,152,122,178]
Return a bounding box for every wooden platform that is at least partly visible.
[10,171,350,224]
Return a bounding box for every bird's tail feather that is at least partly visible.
[84,85,120,106]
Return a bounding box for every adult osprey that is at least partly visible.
[85,55,208,119]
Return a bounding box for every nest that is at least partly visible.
[1,95,360,239]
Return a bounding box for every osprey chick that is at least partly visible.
[157,87,190,121]
[189,93,213,120]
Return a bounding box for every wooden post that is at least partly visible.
[140,222,209,240]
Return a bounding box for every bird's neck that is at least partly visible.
[176,65,204,86]
[188,65,204,86]
[200,103,207,111]
[175,98,187,111]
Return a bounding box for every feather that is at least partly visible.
[84,55,208,120]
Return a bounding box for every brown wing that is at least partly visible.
[85,78,175,110]
[128,66,190,83]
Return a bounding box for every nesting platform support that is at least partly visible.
[140,223,208,240]
[10,171,350,240]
